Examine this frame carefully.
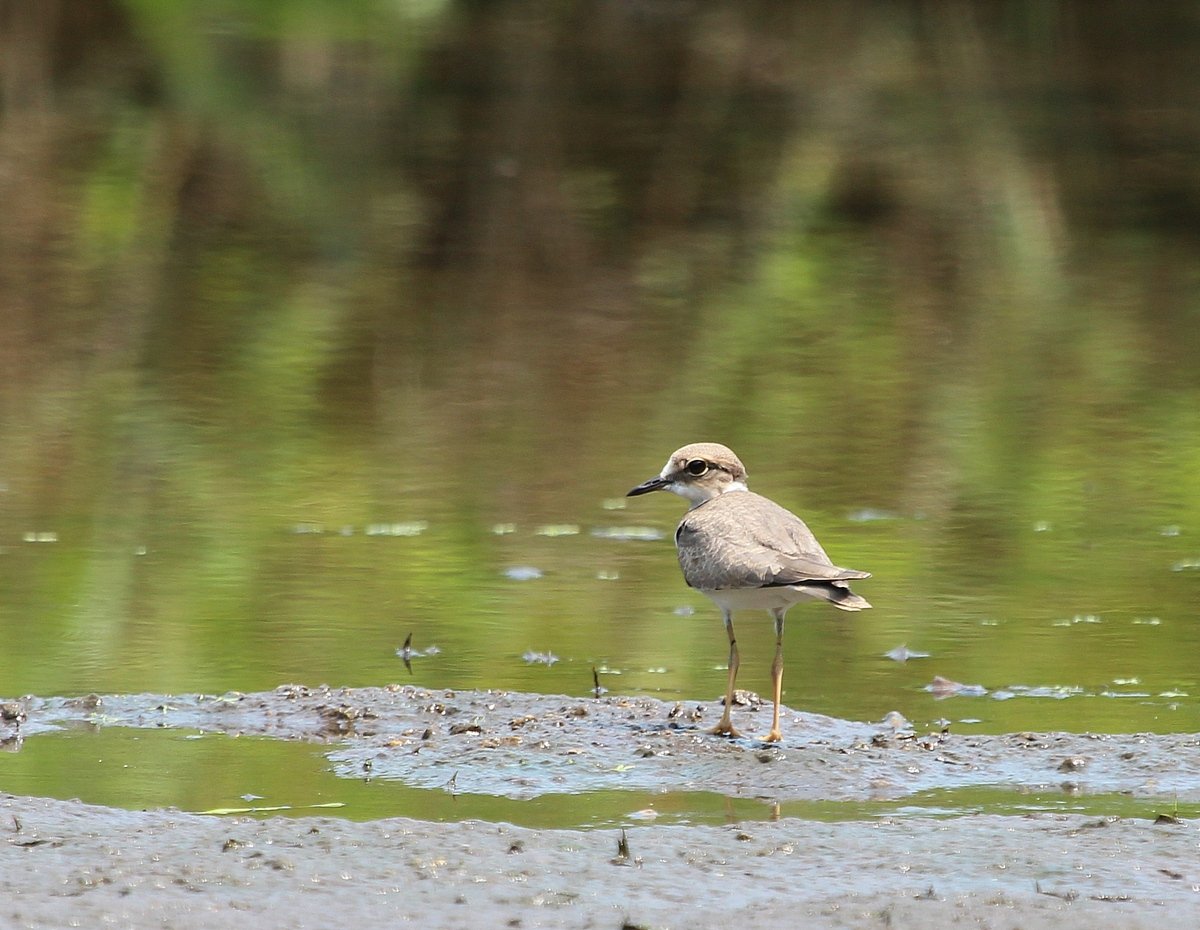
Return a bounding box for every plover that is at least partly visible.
[628,442,871,741]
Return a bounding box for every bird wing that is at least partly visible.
[676,492,869,590]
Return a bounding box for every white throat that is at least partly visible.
[665,478,748,507]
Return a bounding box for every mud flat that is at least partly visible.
[2,685,1198,928]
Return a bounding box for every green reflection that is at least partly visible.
[2,1,1200,759]
[1,728,1193,828]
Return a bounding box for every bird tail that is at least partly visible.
[808,582,872,611]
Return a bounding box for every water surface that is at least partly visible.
[2,2,1200,815]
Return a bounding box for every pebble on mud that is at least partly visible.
[721,689,762,708]
[0,702,27,723]
[63,694,103,710]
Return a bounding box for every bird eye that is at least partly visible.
[685,459,709,477]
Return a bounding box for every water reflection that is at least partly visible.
[1,727,1194,829]
[2,2,1200,748]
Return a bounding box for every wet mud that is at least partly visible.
[2,686,1199,928]
[6,685,1200,803]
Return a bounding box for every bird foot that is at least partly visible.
[756,728,783,743]
[709,720,744,739]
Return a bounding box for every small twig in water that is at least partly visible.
[1035,881,1078,902]
[400,632,413,674]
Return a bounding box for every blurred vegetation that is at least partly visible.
[0,0,1198,741]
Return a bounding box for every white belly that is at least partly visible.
[697,584,820,613]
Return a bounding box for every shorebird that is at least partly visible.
[627,442,871,741]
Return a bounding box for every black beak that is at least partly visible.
[627,475,670,497]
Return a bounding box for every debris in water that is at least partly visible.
[534,524,579,537]
[611,828,641,867]
[846,508,896,523]
[365,521,428,537]
[885,645,930,662]
[396,634,440,673]
[200,802,344,816]
[590,526,663,541]
[926,676,988,699]
[614,829,630,861]
[1052,613,1103,627]
[592,667,607,697]
[504,566,543,581]
[990,684,1082,700]
[0,702,26,724]
[522,650,559,666]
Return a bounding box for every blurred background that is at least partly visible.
[2,0,1200,750]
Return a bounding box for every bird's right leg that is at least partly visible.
[712,610,743,738]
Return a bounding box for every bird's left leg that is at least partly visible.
[762,608,787,742]
[712,610,743,738]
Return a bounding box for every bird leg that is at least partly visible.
[761,609,786,742]
[712,611,743,738]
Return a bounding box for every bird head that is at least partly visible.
[627,442,749,507]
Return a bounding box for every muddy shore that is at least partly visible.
[2,685,1198,928]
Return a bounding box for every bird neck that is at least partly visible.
[683,480,748,509]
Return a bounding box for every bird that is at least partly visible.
[627,442,871,741]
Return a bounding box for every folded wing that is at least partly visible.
[676,492,871,600]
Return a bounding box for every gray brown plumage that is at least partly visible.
[676,492,870,609]
[628,442,871,741]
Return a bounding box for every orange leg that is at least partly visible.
[761,609,786,742]
[711,611,743,738]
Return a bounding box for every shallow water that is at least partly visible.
[4,509,1198,736]
[2,4,1200,818]
[4,723,1195,830]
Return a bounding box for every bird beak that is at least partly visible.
[627,474,671,497]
